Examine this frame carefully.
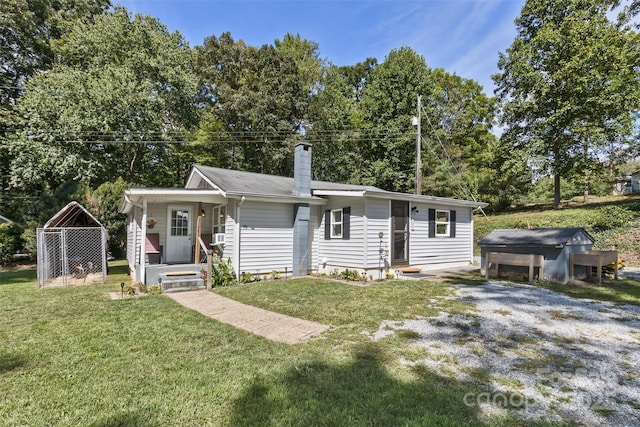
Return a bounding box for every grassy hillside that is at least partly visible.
[475,194,640,266]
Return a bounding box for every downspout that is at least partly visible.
[124,193,143,210]
[141,198,148,284]
[125,193,145,282]
[233,196,246,280]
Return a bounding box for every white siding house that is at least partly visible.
[119,143,487,284]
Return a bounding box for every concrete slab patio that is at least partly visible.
[166,290,330,344]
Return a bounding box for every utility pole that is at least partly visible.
[416,94,422,195]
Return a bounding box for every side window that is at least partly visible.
[429,208,456,238]
[324,207,351,240]
[331,209,342,238]
[213,205,226,234]
[435,210,449,236]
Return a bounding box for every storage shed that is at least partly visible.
[478,228,595,283]
[37,201,108,288]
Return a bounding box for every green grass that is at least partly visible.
[0,263,37,285]
[214,278,473,343]
[8,260,626,427]
[3,262,535,427]
[1,261,595,426]
[538,278,640,307]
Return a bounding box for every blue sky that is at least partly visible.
[115,0,525,94]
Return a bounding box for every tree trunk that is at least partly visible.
[554,172,561,208]
[553,141,561,208]
[129,142,146,178]
[583,139,589,204]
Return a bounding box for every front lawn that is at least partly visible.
[0,263,496,426]
[5,262,637,425]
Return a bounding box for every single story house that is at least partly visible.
[478,228,595,283]
[119,143,487,284]
[627,170,640,193]
[614,169,640,195]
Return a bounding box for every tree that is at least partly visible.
[422,69,501,203]
[0,0,111,132]
[10,7,199,197]
[194,32,322,176]
[494,0,640,207]
[0,0,110,216]
[0,222,23,265]
[358,47,433,193]
[85,178,129,257]
[309,51,507,207]
[307,58,377,183]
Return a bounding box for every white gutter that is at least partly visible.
[233,196,246,280]
[364,191,488,208]
[311,190,366,197]
[311,189,487,209]
[226,192,327,205]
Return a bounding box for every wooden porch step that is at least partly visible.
[400,267,421,274]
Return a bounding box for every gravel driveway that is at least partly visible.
[372,281,640,426]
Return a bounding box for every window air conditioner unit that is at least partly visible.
[214,233,226,245]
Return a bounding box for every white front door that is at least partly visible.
[166,205,192,263]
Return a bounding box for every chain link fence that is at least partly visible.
[37,227,107,288]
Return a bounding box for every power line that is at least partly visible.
[420,102,487,217]
[7,127,417,145]
[15,128,412,137]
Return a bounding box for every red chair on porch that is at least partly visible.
[145,233,163,264]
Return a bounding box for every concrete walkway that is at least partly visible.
[166,290,330,344]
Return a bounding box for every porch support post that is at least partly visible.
[140,198,148,284]
[470,208,475,264]
[195,202,203,264]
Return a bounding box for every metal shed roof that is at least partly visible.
[44,201,105,229]
[477,228,595,247]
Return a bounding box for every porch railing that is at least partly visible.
[196,236,213,290]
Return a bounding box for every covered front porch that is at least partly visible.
[119,188,229,285]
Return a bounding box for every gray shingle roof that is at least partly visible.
[193,165,486,208]
[477,228,594,247]
[194,165,382,197]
